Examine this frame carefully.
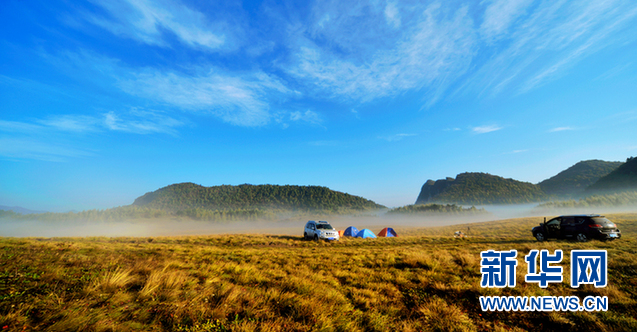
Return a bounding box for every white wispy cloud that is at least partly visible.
[38,50,294,127]
[384,2,401,29]
[48,0,637,122]
[472,125,503,134]
[549,126,574,132]
[118,68,291,127]
[309,140,339,147]
[3,110,184,136]
[283,0,637,108]
[0,109,184,161]
[503,149,529,154]
[84,0,227,50]
[287,2,476,105]
[0,120,45,133]
[380,133,417,142]
[480,0,533,42]
[0,138,93,162]
[102,109,185,135]
[38,115,101,133]
[462,0,637,97]
[290,110,322,125]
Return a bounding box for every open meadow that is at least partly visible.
[2,213,637,331]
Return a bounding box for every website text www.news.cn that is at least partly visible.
[479,249,608,312]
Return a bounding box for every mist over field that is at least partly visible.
[0,213,484,238]
[1,203,634,238]
[0,218,301,238]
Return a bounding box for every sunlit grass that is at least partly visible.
[0,213,636,331]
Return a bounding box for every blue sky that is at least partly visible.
[1,0,637,212]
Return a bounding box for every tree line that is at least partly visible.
[387,203,487,215]
[536,191,637,209]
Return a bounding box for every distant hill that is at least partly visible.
[133,182,385,213]
[586,157,637,193]
[415,172,547,205]
[0,205,47,215]
[0,183,385,223]
[538,160,622,197]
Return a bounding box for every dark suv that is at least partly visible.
[532,214,621,242]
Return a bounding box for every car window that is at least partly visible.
[575,217,587,224]
[547,218,560,226]
[561,217,574,225]
[591,217,613,225]
[317,224,333,230]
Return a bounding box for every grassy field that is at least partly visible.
[1,213,637,331]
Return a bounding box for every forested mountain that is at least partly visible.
[415,172,547,205]
[586,157,637,193]
[133,182,385,213]
[538,160,622,197]
[415,159,633,205]
[1,183,386,222]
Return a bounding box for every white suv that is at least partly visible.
[303,220,339,241]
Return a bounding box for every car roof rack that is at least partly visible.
[318,220,328,223]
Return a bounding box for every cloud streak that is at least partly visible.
[380,133,417,142]
[39,0,637,126]
[280,0,637,108]
[0,138,93,162]
[85,0,227,50]
[0,110,185,161]
[287,3,476,105]
[472,125,503,134]
[37,50,294,127]
[290,110,322,125]
[30,110,184,135]
[118,69,291,127]
[480,0,533,42]
[549,126,574,132]
[463,0,637,97]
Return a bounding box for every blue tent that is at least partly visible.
[343,226,359,237]
[378,227,398,237]
[355,229,377,239]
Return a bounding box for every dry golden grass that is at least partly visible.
[0,213,636,331]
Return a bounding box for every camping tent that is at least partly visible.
[343,226,359,237]
[355,229,376,239]
[378,227,398,237]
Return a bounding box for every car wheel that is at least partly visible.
[304,232,308,240]
[314,234,319,241]
[535,232,546,242]
[576,233,589,242]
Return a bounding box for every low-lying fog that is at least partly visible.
[1,204,636,238]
